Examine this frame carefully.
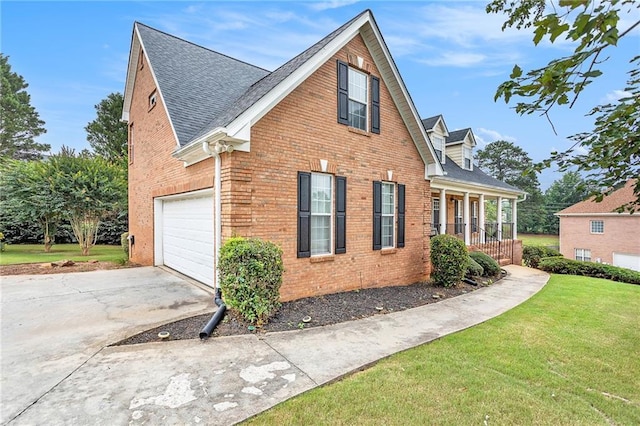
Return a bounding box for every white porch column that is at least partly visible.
[463,192,470,244]
[479,193,485,243]
[497,196,503,241]
[512,198,518,240]
[439,188,447,235]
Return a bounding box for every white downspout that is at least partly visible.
[203,141,222,290]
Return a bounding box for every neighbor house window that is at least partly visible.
[337,61,380,133]
[373,181,405,250]
[590,220,604,234]
[464,147,473,170]
[297,172,346,258]
[575,248,591,261]
[432,135,444,163]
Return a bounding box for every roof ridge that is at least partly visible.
[134,21,270,73]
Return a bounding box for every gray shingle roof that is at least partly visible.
[421,115,441,130]
[445,128,470,145]
[189,10,368,143]
[136,23,269,146]
[441,155,523,193]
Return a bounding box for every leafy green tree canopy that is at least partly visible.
[477,140,546,233]
[543,171,596,234]
[85,92,127,164]
[0,54,49,160]
[487,0,640,211]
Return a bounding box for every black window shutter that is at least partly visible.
[397,184,405,248]
[371,76,380,134]
[373,181,382,250]
[337,60,349,125]
[335,176,347,254]
[297,172,311,258]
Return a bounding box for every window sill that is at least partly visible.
[310,255,335,263]
[380,248,397,255]
[348,126,370,137]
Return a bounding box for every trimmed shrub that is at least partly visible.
[466,256,484,278]
[121,232,129,255]
[538,257,640,285]
[219,237,284,325]
[469,251,501,277]
[523,245,562,268]
[430,234,468,288]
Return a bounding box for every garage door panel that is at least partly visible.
[160,195,215,287]
[613,253,640,272]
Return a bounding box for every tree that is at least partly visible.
[487,0,640,211]
[85,92,128,164]
[477,140,546,233]
[0,54,49,160]
[542,171,596,234]
[49,148,127,255]
[0,159,64,251]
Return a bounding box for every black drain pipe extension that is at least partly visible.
[199,288,226,340]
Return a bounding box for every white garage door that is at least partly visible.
[613,253,640,272]
[159,194,214,286]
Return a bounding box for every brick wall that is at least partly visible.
[228,35,431,300]
[127,47,214,266]
[128,35,433,301]
[559,215,640,264]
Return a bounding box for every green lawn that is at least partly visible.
[246,275,640,425]
[0,244,126,265]
[520,233,559,247]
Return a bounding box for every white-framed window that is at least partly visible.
[590,220,604,234]
[310,173,332,256]
[471,200,478,232]
[454,199,464,234]
[575,248,591,262]
[432,135,444,163]
[348,68,367,130]
[381,182,395,248]
[464,147,473,170]
[432,197,440,230]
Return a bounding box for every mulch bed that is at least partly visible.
[115,274,503,346]
[0,261,137,276]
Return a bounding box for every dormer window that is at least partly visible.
[432,135,444,163]
[464,147,473,170]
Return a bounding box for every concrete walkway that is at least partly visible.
[5,265,549,425]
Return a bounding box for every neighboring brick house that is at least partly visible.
[122,10,448,301]
[556,180,640,272]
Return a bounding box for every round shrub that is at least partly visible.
[430,234,468,288]
[466,256,484,278]
[470,251,501,277]
[523,245,563,268]
[219,237,284,325]
[121,232,129,255]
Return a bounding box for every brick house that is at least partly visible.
[122,10,521,300]
[556,180,640,271]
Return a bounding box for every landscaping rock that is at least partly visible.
[51,260,75,267]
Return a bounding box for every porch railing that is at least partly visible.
[431,222,516,264]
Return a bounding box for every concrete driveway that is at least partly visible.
[0,267,213,425]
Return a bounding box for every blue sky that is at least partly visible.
[2,1,638,189]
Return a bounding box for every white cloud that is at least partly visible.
[603,89,632,103]
[307,0,360,11]
[475,128,517,146]
[419,52,486,68]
